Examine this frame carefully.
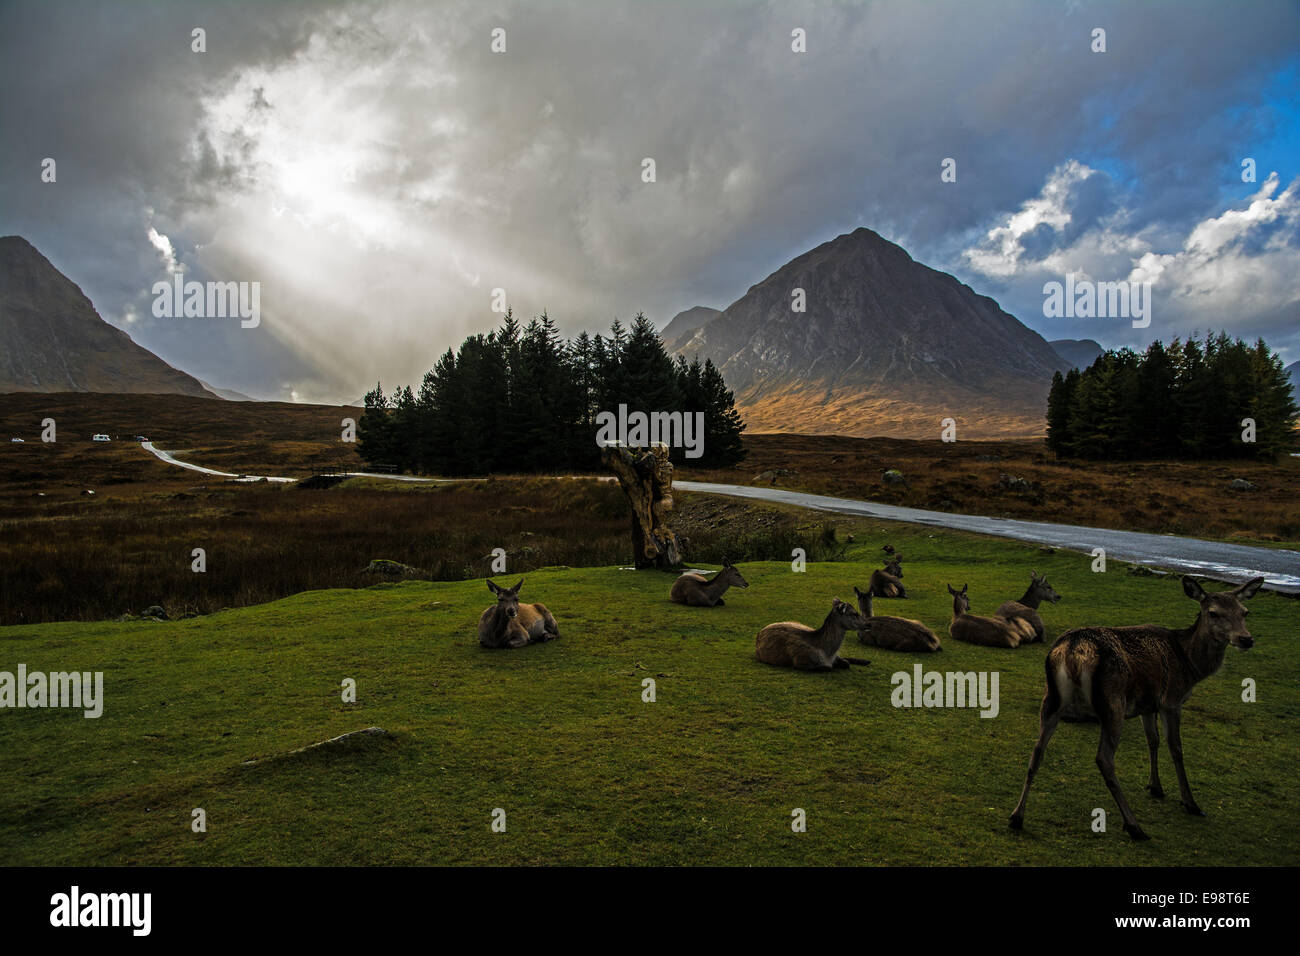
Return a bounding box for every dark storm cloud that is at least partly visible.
[1,0,1298,401]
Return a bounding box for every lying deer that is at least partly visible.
[854,586,941,652]
[948,583,1035,648]
[869,558,907,598]
[755,599,872,671]
[996,571,1061,643]
[477,579,559,649]
[670,562,749,607]
[1010,575,1264,840]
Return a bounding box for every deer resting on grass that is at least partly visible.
[1009,575,1264,840]
[755,599,872,671]
[948,583,1036,648]
[478,579,559,649]
[670,562,749,607]
[869,558,907,598]
[854,587,941,652]
[996,571,1062,643]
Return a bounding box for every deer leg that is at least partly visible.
[1162,709,1204,816]
[1141,713,1164,799]
[1010,691,1061,830]
[832,656,851,669]
[792,648,834,671]
[1094,700,1147,840]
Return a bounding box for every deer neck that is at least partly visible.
[812,611,848,653]
[1017,586,1040,609]
[1175,615,1230,683]
[489,604,512,637]
[705,574,732,600]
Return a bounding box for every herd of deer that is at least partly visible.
[478,548,1265,840]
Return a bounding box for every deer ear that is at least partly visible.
[947,584,956,595]
[961,583,968,594]
[487,580,500,594]
[1235,576,1265,600]
[1182,576,1207,602]
[854,586,863,596]
[511,579,524,594]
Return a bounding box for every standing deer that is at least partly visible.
[854,586,941,652]
[948,583,1035,648]
[996,571,1062,643]
[670,562,749,607]
[477,579,560,649]
[869,558,907,598]
[1009,575,1264,840]
[755,599,872,671]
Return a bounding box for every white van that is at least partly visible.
[91,434,111,442]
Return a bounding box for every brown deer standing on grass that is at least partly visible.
[854,586,941,652]
[669,562,749,606]
[477,579,560,649]
[755,599,872,671]
[996,571,1062,643]
[1009,575,1264,840]
[869,557,907,598]
[948,583,1036,648]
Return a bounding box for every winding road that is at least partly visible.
[139,442,1300,594]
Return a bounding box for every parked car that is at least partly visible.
[10,438,23,443]
[91,434,111,442]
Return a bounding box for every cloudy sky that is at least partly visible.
[2,0,1298,402]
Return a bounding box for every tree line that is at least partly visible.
[356,311,747,474]
[1046,331,1298,460]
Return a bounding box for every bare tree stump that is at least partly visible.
[602,442,683,568]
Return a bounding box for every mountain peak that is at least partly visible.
[0,235,214,398]
[676,227,1067,438]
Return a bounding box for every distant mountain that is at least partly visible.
[1050,338,1104,371]
[198,378,258,402]
[660,306,720,352]
[0,235,212,398]
[1286,360,1299,401]
[675,227,1068,438]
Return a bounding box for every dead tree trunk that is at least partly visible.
[601,442,684,568]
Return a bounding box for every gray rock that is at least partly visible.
[141,605,168,620]
[1229,478,1258,492]
[882,469,906,485]
[363,558,422,577]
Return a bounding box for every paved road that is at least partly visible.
[676,481,1300,594]
[139,442,1300,593]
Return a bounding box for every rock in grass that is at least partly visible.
[362,558,422,577]
[1229,478,1258,492]
[141,605,168,620]
[882,469,905,485]
[241,727,391,766]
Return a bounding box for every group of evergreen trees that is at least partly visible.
[1046,332,1298,460]
[357,312,747,475]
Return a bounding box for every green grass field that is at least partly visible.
[1,522,1296,866]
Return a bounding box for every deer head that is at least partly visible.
[831,598,869,630]
[1029,571,1062,604]
[486,579,524,619]
[1183,575,1263,650]
[720,563,750,589]
[884,558,904,577]
[947,583,970,615]
[853,585,874,618]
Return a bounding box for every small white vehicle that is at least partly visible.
[91,434,111,442]
[10,438,23,443]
